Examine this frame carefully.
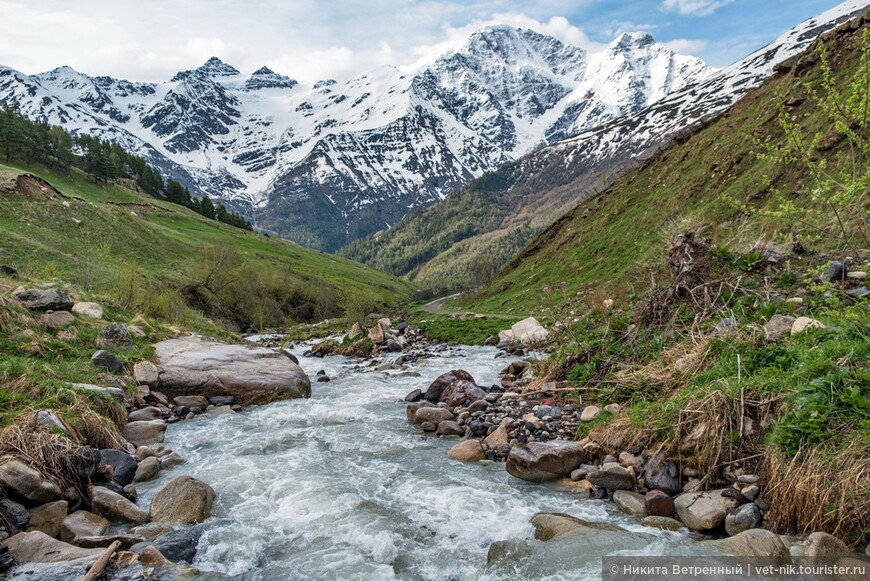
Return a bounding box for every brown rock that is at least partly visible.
[129,406,163,422]
[133,361,159,388]
[506,441,586,483]
[436,420,464,436]
[60,510,110,543]
[4,530,103,563]
[173,395,209,408]
[484,424,509,449]
[706,528,790,562]
[26,500,68,538]
[134,456,161,482]
[640,516,685,531]
[439,380,487,409]
[423,370,474,403]
[89,486,150,524]
[613,490,646,517]
[447,440,486,462]
[803,532,850,558]
[150,475,215,524]
[0,456,63,503]
[413,406,454,425]
[530,513,627,541]
[674,489,740,531]
[39,311,75,329]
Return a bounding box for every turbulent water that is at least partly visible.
[136,342,706,580]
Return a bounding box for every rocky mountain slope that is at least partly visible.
[0,27,711,250]
[341,0,869,287]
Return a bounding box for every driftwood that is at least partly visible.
[80,540,121,581]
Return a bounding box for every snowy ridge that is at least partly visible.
[0,25,712,250]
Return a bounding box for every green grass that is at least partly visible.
[0,162,415,329]
[411,314,522,345]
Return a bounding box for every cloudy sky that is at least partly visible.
[0,0,849,83]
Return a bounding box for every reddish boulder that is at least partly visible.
[423,370,474,402]
[439,380,488,409]
[645,490,674,516]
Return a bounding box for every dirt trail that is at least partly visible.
[420,292,517,320]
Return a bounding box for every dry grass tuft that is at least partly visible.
[0,421,79,491]
[763,442,870,545]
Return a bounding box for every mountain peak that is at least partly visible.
[244,66,298,90]
[611,31,657,51]
[252,66,276,76]
[171,56,240,82]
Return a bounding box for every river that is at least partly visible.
[135,341,706,580]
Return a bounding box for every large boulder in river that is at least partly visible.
[439,380,488,409]
[150,475,215,524]
[423,370,474,403]
[14,289,74,311]
[154,335,311,405]
[706,528,790,562]
[506,441,586,483]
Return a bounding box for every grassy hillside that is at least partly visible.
[0,162,415,330]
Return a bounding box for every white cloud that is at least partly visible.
[664,38,708,55]
[661,0,734,17]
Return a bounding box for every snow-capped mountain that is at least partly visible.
[0,27,711,250]
[338,0,870,285]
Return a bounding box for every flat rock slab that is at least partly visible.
[154,335,311,406]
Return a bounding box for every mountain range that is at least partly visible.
[340,0,870,287]
[0,26,712,250]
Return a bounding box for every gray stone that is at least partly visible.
[154,335,311,405]
[100,449,137,486]
[845,286,870,298]
[824,260,846,283]
[173,395,209,408]
[587,466,636,491]
[128,523,174,542]
[36,411,69,434]
[486,539,533,565]
[510,317,550,344]
[158,451,185,470]
[130,525,204,564]
[580,406,601,422]
[791,316,825,335]
[506,441,586,483]
[725,502,761,536]
[764,314,796,341]
[71,302,103,319]
[90,350,123,372]
[530,513,628,541]
[133,361,159,388]
[14,289,74,311]
[39,311,75,329]
[802,532,849,558]
[613,490,647,517]
[72,383,125,402]
[96,323,136,351]
[60,511,110,543]
[122,420,166,446]
[0,499,30,535]
[674,489,739,531]
[0,457,63,503]
[706,528,790,562]
[150,475,215,524]
[413,406,454,425]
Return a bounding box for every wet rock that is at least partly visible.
[413,407,454,425]
[447,440,486,462]
[3,530,102,563]
[674,489,739,531]
[133,361,159,388]
[134,456,160,483]
[764,314,796,341]
[0,457,63,504]
[587,466,635,491]
[60,511,110,543]
[530,513,629,541]
[73,533,145,550]
[506,441,586,483]
[439,380,487,409]
[128,523,174,542]
[406,401,435,423]
[26,500,67,538]
[71,302,103,319]
[131,525,204,564]
[97,323,136,351]
[150,475,215,524]
[422,370,474,402]
[173,395,209,409]
[100,449,138,486]
[122,420,166,446]
[14,289,74,311]
[802,532,849,558]
[486,538,533,565]
[0,499,30,536]
[154,334,311,405]
[88,485,150,524]
[209,395,235,406]
[436,420,464,436]
[641,516,685,531]
[645,490,674,516]
[706,528,790,562]
[404,389,422,402]
[613,490,646,517]
[725,502,761,536]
